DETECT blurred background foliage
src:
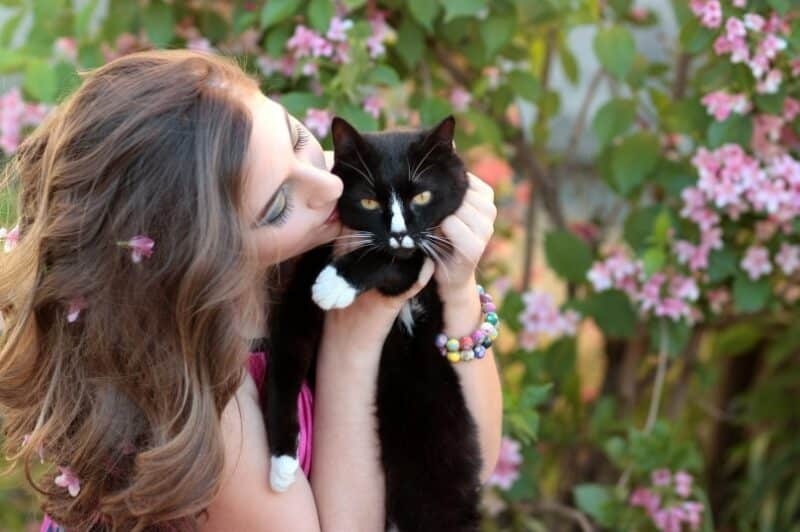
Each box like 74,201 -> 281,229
1,0 -> 799,530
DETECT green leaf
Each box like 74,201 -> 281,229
337,103 -> 378,133
366,65 -> 400,86
624,206 -> 661,251
463,110 -> 503,148
767,0 -> 789,15
0,48 -> 27,73
200,9 -> 229,43
23,59 -> 58,103
279,92 -> 325,116
594,25 -> 636,81
707,115 -> 753,149
708,248 -> 738,282
733,274 -> 770,313
395,17 -> 424,68
420,97 -> 451,126
652,159 -> 696,198
663,99 -> 709,135
75,0 -> 104,40
715,322 -> 763,358
544,229 -> 594,283
264,24 -> 292,57
611,133 -> 661,195
754,89 -> 786,115
581,290 -> 637,338
142,0 -> 175,47
649,319 -> 691,357
573,484 -> 614,526
307,0 -> 334,32
480,14 -> 515,58
680,18 -> 715,54
520,383 -> 553,409
592,98 -> 636,147
260,0 -> 302,30
408,0 -> 439,33
341,0 -> 366,8
508,70 -> 541,102
642,247 -> 666,276
499,291 -> 525,332
558,39 -> 579,84
442,0 -> 488,22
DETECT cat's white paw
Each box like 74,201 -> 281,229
270,455 -> 299,492
312,266 -> 358,309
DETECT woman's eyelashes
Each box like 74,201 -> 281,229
260,186 -> 294,227
293,122 -> 309,152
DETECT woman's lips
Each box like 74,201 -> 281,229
325,207 -> 339,225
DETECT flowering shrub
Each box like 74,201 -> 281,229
1,0 -> 799,530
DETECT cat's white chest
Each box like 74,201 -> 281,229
398,298 -> 423,333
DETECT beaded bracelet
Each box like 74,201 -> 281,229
435,285 -> 499,363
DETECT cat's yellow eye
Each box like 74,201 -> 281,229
360,198 -> 380,210
412,191 -> 432,206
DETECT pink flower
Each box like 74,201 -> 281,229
1,225 -> 19,252
690,0 -> 722,28
651,468 -> 672,487
287,26 -> 332,59
741,246 -> 772,280
744,13 -> 764,31
67,296 -> 88,323
363,94 -> 383,119
674,470 -> 693,498
487,437 -> 523,490
449,87 -> 472,112
707,288 -> 731,314
518,291 -> 580,350
757,69 -> 782,94
759,34 -> 787,60
188,37 -> 214,53
303,108 -> 332,138
630,487 -> 661,514
775,243 -> 800,275
366,11 -> 393,59
670,276 -> 699,302
784,98 -> 800,122
732,0 -> 745,6
682,502 -> 704,530
588,261 -> 613,290
326,17 -> 353,42
725,17 -> 746,40
791,59 -> 800,77
630,7 -> 649,21
117,235 -> 155,263
54,466 -> 81,497
53,37 -> 78,61
701,91 -> 750,122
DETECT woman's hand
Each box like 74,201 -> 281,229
435,172 -> 497,302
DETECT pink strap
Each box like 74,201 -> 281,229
248,351 -> 313,476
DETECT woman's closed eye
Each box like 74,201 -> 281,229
260,185 -> 294,227
293,122 -> 309,152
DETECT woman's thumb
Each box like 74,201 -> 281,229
401,258 -> 435,299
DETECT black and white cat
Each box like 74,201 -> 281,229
261,116 -> 483,531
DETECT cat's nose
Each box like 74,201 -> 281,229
389,233 -> 415,249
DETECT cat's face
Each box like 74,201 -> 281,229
331,116 -> 468,260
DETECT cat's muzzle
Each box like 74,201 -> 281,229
388,233 -> 417,258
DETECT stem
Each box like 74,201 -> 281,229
561,69 -> 605,170
644,320 -> 671,432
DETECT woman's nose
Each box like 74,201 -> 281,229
304,166 -> 343,209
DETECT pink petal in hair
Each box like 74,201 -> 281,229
67,296 -> 88,323
116,235 -> 155,263
54,466 -> 81,497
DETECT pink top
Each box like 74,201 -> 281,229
41,351 -> 314,531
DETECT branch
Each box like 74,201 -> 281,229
521,500 -> 596,532
644,320 -> 671,432
560,69 -> 605,171
672,52 -> 691,100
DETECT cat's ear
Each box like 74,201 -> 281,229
422,115 -> 456,151
331,117 -> 366,156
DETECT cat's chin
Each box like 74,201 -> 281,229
387,247 -> 418,260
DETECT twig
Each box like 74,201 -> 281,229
672,52 -> 691,100
561,69 -> 605,169
644,320 -> 670,432
521,500 -> 596,532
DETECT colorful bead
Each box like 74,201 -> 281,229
482,337 -> 493,348
480,293 -> 491,304
489,328 -> 499,340
435,334 -> 448,349
480,322 -> 495,336
486,312 -> 499,325
459,336 -> 474,350
474,345 -> 486,359
482,302 -> 496,313
446,338 -> 460,352
477,285 -> 485,295
460,349 -> 474,361
446,351 -> 461,363
471,330 -> 486,345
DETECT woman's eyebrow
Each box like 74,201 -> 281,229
255,107 -> 294,224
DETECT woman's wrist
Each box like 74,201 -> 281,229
438,275 -> 483,339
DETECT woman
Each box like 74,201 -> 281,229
0,49 -> 501,531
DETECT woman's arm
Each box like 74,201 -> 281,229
201,374 -> 322,531
311,263 -> 435,531
436,173 -> 503,484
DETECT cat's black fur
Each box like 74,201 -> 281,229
261,116 -> 483,532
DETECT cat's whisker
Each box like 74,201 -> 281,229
354,149 -> 376,187
339,160 -> 374,188
411,142 -> 439,183
419,240 -> 451,283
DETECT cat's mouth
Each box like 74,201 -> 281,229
388,233 -> 418,259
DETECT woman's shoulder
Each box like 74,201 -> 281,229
200,367 -> 320,531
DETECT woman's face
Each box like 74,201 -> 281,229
241,89 -> 343,266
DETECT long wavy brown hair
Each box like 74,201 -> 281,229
0,49 -> 268,530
